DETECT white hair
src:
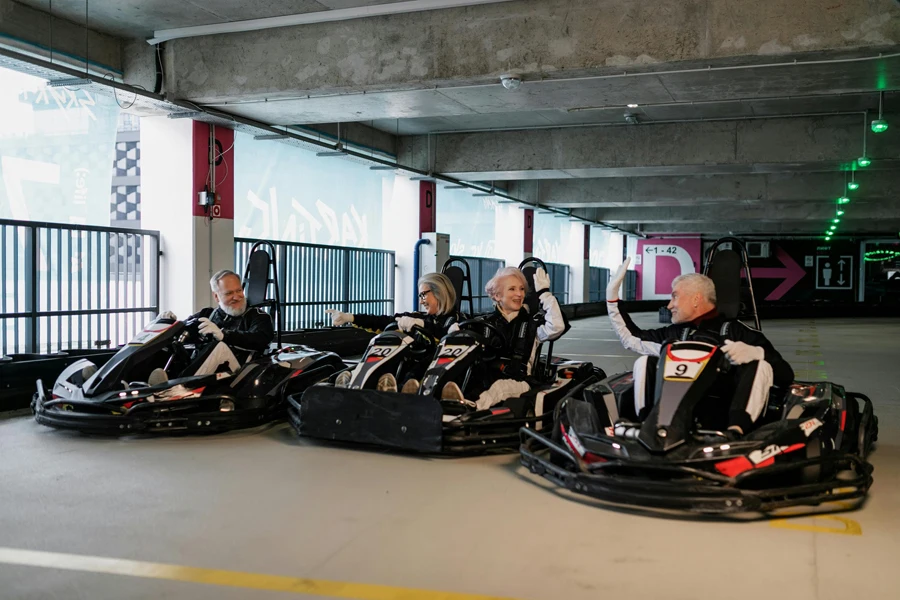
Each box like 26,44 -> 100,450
671,273 -> 717,305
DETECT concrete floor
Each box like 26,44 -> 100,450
1,314 -> 898,600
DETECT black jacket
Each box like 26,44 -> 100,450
608,302 -> 794,387
352,311 -> 463,341
189,306 -> 275,352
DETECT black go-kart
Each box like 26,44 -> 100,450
31,242 -> 345,435
290,258 -> 606,455
519,238 -> 878,514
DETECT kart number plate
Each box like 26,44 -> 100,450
663,347 -> 714,381
129,323 -> 172,345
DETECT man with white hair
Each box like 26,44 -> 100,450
606,259 -> 793,438
158,269 -> 274,378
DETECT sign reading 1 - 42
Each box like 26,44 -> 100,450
644,246 -> 681,256
816,255 -> 853,290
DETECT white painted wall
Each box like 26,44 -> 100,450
140,117 -> 195,319
382,176 -> 419,314
494,204 -> 525,269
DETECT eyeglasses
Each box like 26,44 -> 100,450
417,290 -> 433,301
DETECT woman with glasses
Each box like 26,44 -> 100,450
325,272 -> 463,392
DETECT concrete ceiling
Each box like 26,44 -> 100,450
13,0 -> 419,39
9,0 -> 900,237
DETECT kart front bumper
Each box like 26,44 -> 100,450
519,427 -> 874,514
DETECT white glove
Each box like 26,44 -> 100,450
198,317 -> 224,341
324,309 -> 354,326
534,267 -> 551,293
396,316 -> 425,332
721,339 -> 765,365
448,323 -> 460,334
158,310 -> 177,321
607,258 -> 631,301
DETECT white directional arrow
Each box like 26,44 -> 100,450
838,259 -> 846,269
838,277 -> 846,285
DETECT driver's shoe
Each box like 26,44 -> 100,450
335,370 -> 352,388
148,368 -> 169,386
401,378 -> 420,394
377,373 -> 398,393
441,381 -> 465,402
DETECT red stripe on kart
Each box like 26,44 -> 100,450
784,443 -> 805,454
583,452 -> 607,464
715,456 -> 754,477
840,411 -> 847,431
666,345 -> 716,363
490,408 -> 510,415
437,357 -> 453,365
365,356 -> 383,363
755,457 -> 776,469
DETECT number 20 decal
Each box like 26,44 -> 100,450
439,346 -> 466,358
368,347 -> 393,358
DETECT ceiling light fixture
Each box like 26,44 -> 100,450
368,165 -> 396,171
838,196 -> 851,204
627,103 -> 639,108
848,171 -> 860,191
836,209 -> 845,216
500,75 -> 522,91
830,225 -> 837,230
858,112 -> 871,167
833,217 -> 841,223
871,92 -> 889,133
47,77 -> 92,88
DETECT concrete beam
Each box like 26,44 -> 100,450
0,0 -> 122,73
578,200 -> 900,224
640,218 -> 900,236
413,115 -> 900,179
157,0 -> 899,103
538,172 -> 900,208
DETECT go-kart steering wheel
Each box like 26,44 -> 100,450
457,319 -> 508,351
181,317 -> 214,346
384,322 -> 435,356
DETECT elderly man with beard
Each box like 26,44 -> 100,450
158,269 -> 274,378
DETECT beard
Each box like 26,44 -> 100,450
219,298 -> 247,317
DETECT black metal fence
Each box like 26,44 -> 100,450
625,269 -> 638,301
544,262 -> 570,304
235,238 -> 395,330
1,219 -> 160,356
589,267 -> 610,302
450,255 -> 505,315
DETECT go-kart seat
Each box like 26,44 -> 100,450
518,258 -> 572,382
703,237 -> 760,330
241,241 -> 283,348
441,257 -> 474,317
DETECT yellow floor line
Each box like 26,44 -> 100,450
0,547 -> 519,600
770,515 -> 862,536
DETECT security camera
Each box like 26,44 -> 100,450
500,75 -> 522,90
624,112 -> 639,125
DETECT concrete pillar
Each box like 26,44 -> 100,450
141,118 -> 234,318
381,177 -> 419,314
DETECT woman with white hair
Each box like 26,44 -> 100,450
326,272 -> 463,392
441,265 -> 567,409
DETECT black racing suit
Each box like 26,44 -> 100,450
189,306 -> 275,362
352,311 -> 463,342
470,292 -> 569,397
608,301 -> 793,432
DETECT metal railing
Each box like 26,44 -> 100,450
544,262 -> 570,304
235,238 -> 395,330
450,255 -> 505,315
1,219 -> 160,356
589,267 -> 610,303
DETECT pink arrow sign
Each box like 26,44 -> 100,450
745,246 -> 807,300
